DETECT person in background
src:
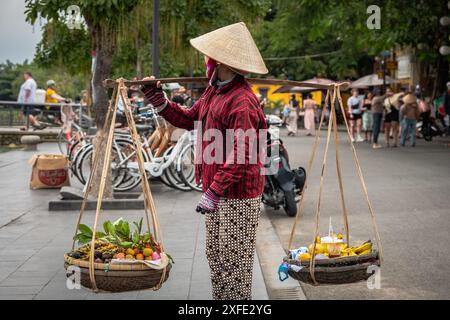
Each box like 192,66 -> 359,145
371,88 -> 385,149
383,88 -> 400,148
289,94 -> 299,111
361,92 -> 373,143
347,89 -> 364,142
417,92 -> 431,132
443,82 -> 450,135
285,101 -> 298,136
80,90 -> 89,106
17,72 -> 45,130
260,97 -> 268,111
171,88 -> 186,105
129,77 -> 145,109
400,94 -> 420,147
45,80 -> 69,126
282,102 -> 290,124
179,86 -> 194,108
303,93 -> 316,136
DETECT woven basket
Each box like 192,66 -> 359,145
64,254 -> 171,292
284,251 -> 380,285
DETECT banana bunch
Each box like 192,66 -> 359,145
353,240 -> 372,255
332,240 -> 373,257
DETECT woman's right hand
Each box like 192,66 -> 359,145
142,76 -> 167,109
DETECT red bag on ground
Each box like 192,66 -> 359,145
28,154 -> 70,189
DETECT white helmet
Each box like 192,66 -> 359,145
46,79 -> 56,87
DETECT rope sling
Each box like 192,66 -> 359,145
286,84 -> 383,285
70,79 -> 167,292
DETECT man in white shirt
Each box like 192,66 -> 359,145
18,72 -> 46,130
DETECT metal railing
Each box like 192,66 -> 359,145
0,101 -> 92,130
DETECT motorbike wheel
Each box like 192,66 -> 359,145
283,190 -> 297,217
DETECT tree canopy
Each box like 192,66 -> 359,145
2,0 -> 447,101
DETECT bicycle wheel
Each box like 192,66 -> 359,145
162,147 -> 192,191
57,129 -> 68,155
113,138 -> 151,192
177,144 -> 202,192
71,142 -> 90,183
77,144 -> 126,189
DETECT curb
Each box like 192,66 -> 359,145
256,212 -> 307,300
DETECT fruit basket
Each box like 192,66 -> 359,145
284,86 -> 383,286
284,252 -> 379,285
65,79 -> 171,293
64,255 -> 171,292
65,218 -> 173,292
283,235 -> 380,285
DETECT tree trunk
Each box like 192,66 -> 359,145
135,33 -> 143,78
89,26 -> 117,199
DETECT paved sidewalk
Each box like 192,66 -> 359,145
0,143 -> 268,300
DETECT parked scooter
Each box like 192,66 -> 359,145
262,115 -> 306,217
416,118 -> 443,142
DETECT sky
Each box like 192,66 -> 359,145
0,0 -> 42,64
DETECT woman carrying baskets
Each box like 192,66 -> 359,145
142,22 -> 268,300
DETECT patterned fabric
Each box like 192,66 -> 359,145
205,197 -> 261,300
144,75 -> 267,199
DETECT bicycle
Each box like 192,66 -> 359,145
71,107 -> 200,192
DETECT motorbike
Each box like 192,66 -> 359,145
416,117 -> 443,142
262,115 -> 306,217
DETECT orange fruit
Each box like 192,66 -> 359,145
126,248 -> 135,256
125,254 -> 134,260
136,253 -> 144,260
143,248 -> 153,257
116,253 -> 125,260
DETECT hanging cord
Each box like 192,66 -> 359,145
119,85 -> 164,246
71,85 -> 117,251
119,86 -> 152,236
332,87 -> 350,247
118,84 -> 167,290
287,90 -> 331,251
336,89 -> 383,261
88,83 -> 121,292
308,88 -> 337,285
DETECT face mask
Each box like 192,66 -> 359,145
206,58 -> 217,80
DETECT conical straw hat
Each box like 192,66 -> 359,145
403,94 -> 417,105
190,22 -> 268,75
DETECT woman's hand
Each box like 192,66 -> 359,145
142,76 -> 167,109
196,189 -> 220,214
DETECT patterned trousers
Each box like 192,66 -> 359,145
205,197 -> 261,300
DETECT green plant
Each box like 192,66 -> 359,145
74,218 -> 143,248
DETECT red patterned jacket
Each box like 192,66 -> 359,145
144,76 -> 267,199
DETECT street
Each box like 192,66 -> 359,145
0,128 -> 449,299
268,128 -> 450,299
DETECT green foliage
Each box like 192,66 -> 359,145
34,20 -> 91,76
0,60 -> 87,101
74,217 -> 148,249
20,0 -> 449,92
0,61 -> 23,101
258,0 -> 449,81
